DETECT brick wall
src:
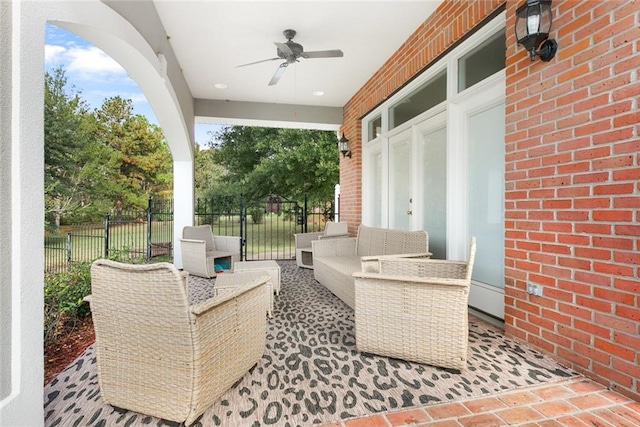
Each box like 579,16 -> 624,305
504,0 -> 640,400
341,0 -> 639,402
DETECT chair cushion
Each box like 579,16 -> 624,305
324,222 -> 348,237
183,225 -> 216,251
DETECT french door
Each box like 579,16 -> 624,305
389,130 -> 412,230
451,85 -> 505,319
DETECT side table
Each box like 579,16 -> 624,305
233,260 -> 281,295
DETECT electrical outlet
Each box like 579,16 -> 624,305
527,283 -> 542,296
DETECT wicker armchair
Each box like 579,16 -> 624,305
294,222 -> 349,269
181,225 -> 241,278
87,259 -> 268,425
353,237 -> 477,370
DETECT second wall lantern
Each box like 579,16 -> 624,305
338,133 -> 352,158
515,0 -> 558,62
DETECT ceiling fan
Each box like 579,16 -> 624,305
238,29 -> 344,86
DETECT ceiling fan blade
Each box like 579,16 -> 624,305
274,42 -> 293,56
268,63 -> 288,86
237,57 -> 280,68
301,49 -> 344,59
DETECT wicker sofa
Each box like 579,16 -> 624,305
312,225 -> 429,308
353,237 -> 477,370
294,221 -> 349,269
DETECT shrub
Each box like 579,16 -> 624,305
248,206 -> 264,224
44,262 -> 92,345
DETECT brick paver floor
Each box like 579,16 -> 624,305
319,377 -> 640,426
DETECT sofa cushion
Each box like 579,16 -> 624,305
314,255 -> 361,277
356,225 -> 428,256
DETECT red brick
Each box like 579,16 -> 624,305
615,306 -> 640,322
593,210 -> 633,222
614,278 -> 640,293
595,313 -> 637,334
576,295 -> 612,313
558,257 -> 591,270
593,236 -> 634,250
572,342 -> 611,366
594,288 -> 636,306
594,183 -> 635,195
593,363 -> 634,388
613,332 -> 640,353
615,224 -> 640,236
613,167 -> 640,181
572,172 -> 610,184
574,319 -> 610,340
613,250 -> 640,265
557,280 -> 591,295
593,261 -> 634,277
574,247 -> 611,260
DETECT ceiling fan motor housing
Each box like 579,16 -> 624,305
278,41 -> 304,62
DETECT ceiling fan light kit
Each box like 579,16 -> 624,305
238,29 -> 344,86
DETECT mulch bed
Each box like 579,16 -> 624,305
44,317 -> 95,385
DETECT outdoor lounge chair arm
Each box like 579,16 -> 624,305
317,233 -> 350,240
352,271 -> 470,288
294,231 -> 324,248
360,252 -> 433,272
190,276 -> 268,315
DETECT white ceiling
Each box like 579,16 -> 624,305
153,1 -> 443,110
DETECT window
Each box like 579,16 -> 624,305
367,115 -> 382,141
389,70 -> 446,130
458,30 -> 505,92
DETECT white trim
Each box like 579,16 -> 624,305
469,280 -> 505,319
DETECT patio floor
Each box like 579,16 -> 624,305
321,377 -> 640,426
44,261 -> 639,426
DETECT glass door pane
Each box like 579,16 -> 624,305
372,151 -> 383,227
419,125 -> 447,259
468,103 -> 505,288
389,130 -> 412,230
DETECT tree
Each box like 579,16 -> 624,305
44,68 -> 118,229
209,126 -> 339,203
194,144 -> 226,201
93,97 -> 173,209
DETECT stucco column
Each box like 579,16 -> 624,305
172,160 -> 194,269
0,1 -> 46,425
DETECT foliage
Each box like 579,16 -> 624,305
44,68 -> 174,229
43,262 -> 92,345
194,144 -> 227,201
93,97 -> 173,210
207,126 -> 339,202
44,68 -> 117,230
248,206 -> 265,224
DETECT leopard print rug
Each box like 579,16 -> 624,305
44,261 -> 577,426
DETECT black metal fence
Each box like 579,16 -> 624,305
44,195 -> 338,272
195,194 -> 338,261
44,199 -> 173,273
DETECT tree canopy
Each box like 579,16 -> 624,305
44,67 -> 172,231
206,126 -> 339,204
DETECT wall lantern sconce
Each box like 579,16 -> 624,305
515,0 -> 558,62
338,133 -> 351,158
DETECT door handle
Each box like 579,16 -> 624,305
407,210 -> 413,215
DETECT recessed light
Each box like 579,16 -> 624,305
214,83 -> 228,89
312,90 -> 325,96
